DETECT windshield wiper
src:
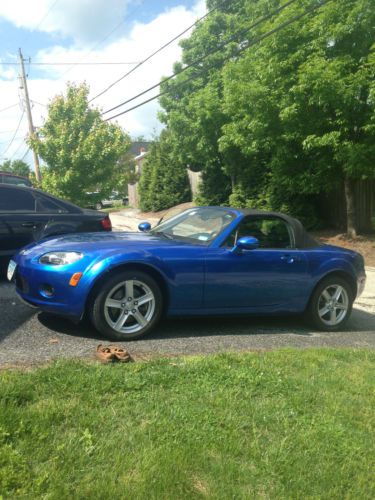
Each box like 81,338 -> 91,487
152,231 -> 174,240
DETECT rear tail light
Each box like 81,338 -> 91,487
101,215 -> 112,231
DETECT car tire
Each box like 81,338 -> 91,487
90,270 -> 163,340
307,276 -> 354,331
95,202 -> 103,210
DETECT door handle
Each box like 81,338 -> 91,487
21,222 -> 36,228
281,255 -> 298,264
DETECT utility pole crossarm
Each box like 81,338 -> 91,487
19,48 -> 41,183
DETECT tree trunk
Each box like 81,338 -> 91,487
344,175 -> 357,238
356,180 -> 374,234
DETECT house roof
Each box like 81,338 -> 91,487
129,141 -> 151,156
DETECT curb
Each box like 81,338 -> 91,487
365,267 -> 375,272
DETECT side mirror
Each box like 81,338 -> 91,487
138,221 -> 151,232
231,236 -> 259,254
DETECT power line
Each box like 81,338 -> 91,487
1,61 -> 140,65
20,0 -> 61,51
21,147 -> 30,162
0,135 -> 26,145
0,103 -> 20,114
0,111 -> 25,157
101,0 -> 298,116
33,0 -> 60,32
31,100 -> 47,108
104,0 -> 332,122
10,136 -> 27,161
59,1 -> 145,79
89,2 -> 222,104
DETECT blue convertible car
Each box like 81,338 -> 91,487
8,207 -> 366,340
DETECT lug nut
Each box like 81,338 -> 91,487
132,309 -> 136,313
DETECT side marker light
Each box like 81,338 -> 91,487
69,272 -> 83,287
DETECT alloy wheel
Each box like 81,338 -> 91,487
317,284 -> 349,326
104,279 -> 155,334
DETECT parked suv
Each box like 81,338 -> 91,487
0,171 -> 32,187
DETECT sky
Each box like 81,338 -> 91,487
0,0 -> 206,170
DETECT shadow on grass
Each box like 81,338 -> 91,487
37,307 -> 375,342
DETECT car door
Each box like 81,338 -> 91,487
0,186 -> 50,259
204,216 -> 309,311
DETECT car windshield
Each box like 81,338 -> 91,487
150,207 -> 236,245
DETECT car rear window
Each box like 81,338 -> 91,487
0,174 -> 32,187
0,187 -> 35,211
35,194 -> 69,213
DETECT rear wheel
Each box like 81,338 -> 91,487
307,276 -> 353,331
90,271 -> 163,340
95,201 -> 103,210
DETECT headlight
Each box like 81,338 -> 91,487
39,252 -> 84,266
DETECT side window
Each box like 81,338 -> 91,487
0,187 -> 35,212
35,194 -> 69,214
223,217 -> 293,249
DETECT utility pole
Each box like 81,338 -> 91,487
18,48 -> 41,183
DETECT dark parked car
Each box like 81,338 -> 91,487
0,184 -> 112,270
0,171 -> 32,187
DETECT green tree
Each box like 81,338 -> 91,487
158,0 -> 375,234
138,131 -> 191,212
115,151 -> 139,195
221,0 -> 375,234
159,1 -> 243,206
30,83 -> 130,205
0,159 -> 31,178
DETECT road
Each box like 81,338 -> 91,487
0,266 -> 374,367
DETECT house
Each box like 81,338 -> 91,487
127,141 -> 202,210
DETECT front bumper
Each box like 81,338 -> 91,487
13,263 -> 88,321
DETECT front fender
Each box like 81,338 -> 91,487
79,250 -> 173,308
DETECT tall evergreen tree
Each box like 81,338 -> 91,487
138,131 -> 191,212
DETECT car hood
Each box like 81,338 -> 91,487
19,231 -> 190,256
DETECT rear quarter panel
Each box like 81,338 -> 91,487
303,246 -> 361,304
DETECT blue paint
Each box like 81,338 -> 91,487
11,208 -> 367,325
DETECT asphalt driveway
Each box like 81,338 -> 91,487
0,268 -> 374,367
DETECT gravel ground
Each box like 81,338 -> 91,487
0,267 -> 374,368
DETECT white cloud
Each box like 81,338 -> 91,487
0,0 -> 135,44
0,0 -> 206,167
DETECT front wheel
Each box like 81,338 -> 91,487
307,276 -> 353,331
90,271 -> 163,340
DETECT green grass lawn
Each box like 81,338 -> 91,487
1,349 -> 374,499
101,203 -> 130,213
